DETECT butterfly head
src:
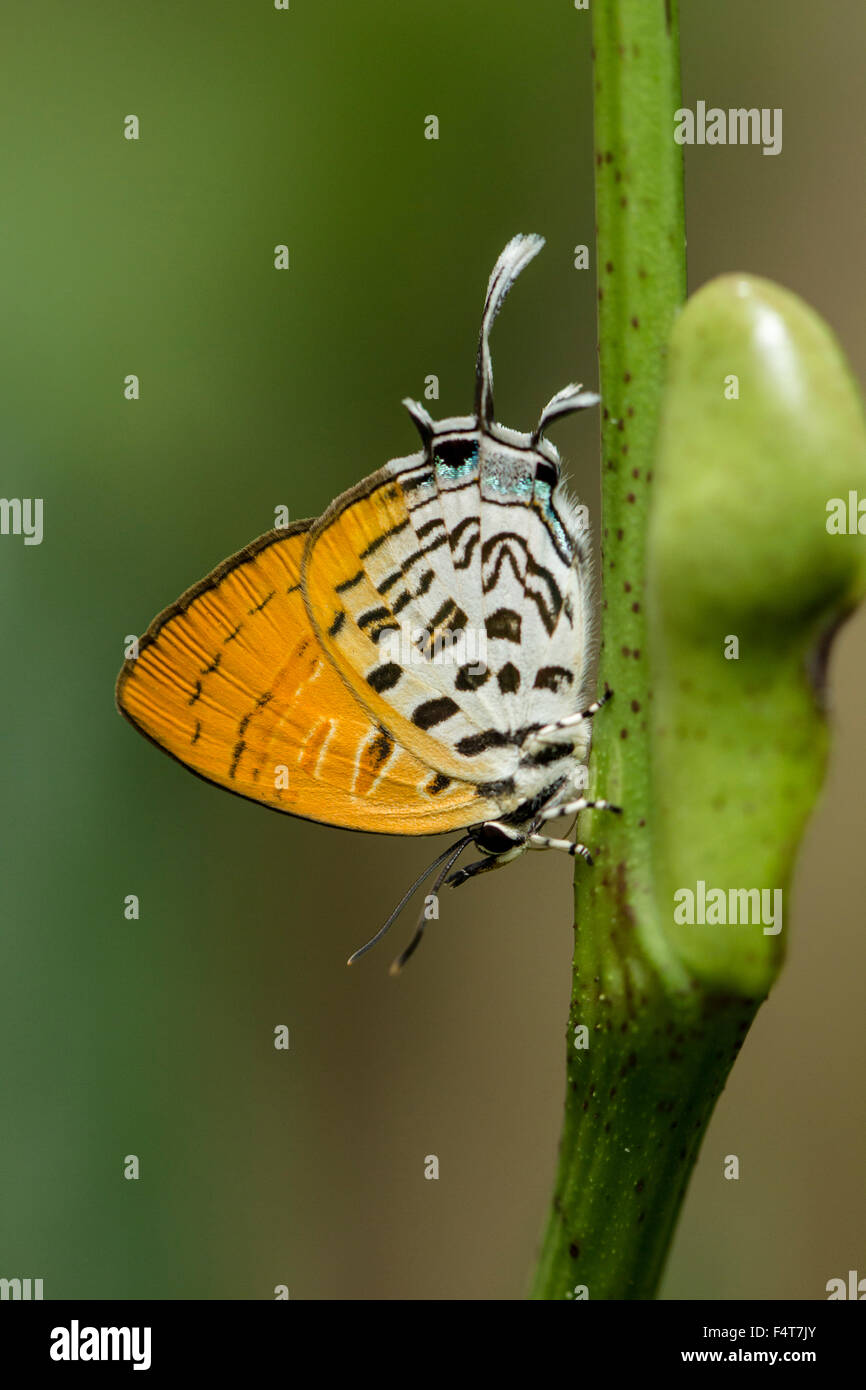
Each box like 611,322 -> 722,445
403,234 -> 599,479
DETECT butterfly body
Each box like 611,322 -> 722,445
117,235 -> 617,967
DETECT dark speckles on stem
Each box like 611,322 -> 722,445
627,492 -> 636,503
635,1178 -> 645,1194
631,316 -> 640,329
605,260 -> 614,273
620,728 -> 628,740
631,699 -> 641,713
569,1242 -> 580,1259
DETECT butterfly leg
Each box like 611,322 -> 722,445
528,834 -> 594,865
534,689 -> 613,739
538,797 -> 621,822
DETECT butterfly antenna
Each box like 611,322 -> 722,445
475,233 -> 545,428
530,384 -> 600,447
346,836 -> 472,967
389,835 -> 473,976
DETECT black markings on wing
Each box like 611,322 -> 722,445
415,597 -> 468,659
450,515 -> 481,571
376,528 -> 447,595
534,665 -> 574,692
455,663 -> 490,691
519,740 -> 575,769
480,532 -> 563,636
455,729 -> 512,757
359,517 -> 410,559
358,605 -> 391,631
485,609 -> 522,643
368,728 -> 394,767
497,663 -> 521,694
412,696 -> 460,729
366,662 -> 403,693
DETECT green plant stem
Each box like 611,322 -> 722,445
531,0 -> 866,1301
531,0 -> 690,1300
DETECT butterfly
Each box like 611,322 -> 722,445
116,234 -> 619,972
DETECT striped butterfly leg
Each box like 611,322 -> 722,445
528,834 -> 596,865
529,793 -> 622,866
533,688 -> 613,741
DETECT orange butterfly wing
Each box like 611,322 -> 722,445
116,523 -> 494,834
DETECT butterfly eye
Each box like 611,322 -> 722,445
534,459 -> 559,488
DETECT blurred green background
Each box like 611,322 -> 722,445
1,0 -> 864,1299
